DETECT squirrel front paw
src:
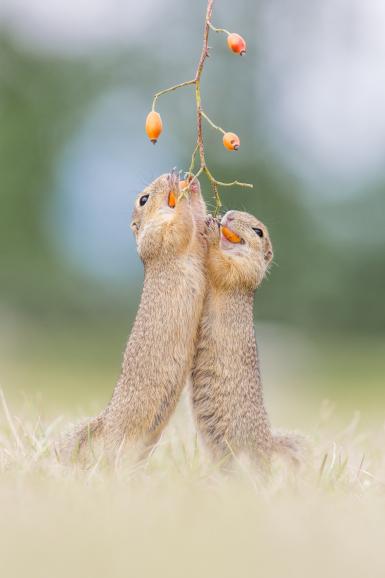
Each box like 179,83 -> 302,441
178,175 -> 201,202
205,214 -> 221,244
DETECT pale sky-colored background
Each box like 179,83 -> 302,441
1,0 -> 384,408
1,0 -> 385,294
2,0 -> 385,190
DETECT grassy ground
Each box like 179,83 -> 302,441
0,320 -> 384,578
0,390 -> 384,578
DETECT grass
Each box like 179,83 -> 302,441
1,321 -> 384,577
0,387 -> 384,578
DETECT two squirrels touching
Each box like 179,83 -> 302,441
60,172 -> 305,469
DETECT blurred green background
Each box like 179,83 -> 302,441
0,0 -> 384,425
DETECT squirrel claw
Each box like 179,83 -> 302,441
205,214 -> 220,227
205,214 -> 221,242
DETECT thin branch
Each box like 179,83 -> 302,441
149,0 -> 253,212
193,0 -> 253,206
213,179 -> 253,188
211,181 -> 222,216
208,21 -> 231,36
204,165 -> 253,188
194,0 -> 213,168
201,110 -> 226,135
188,143 -> 199,175
194,166 -> 204,180
152,79 -> 196,111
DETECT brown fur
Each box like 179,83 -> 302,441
191,210 -> 303,467
60,172 -> 206,464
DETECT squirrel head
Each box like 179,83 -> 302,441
206,210 -> 273,292
131,172 -> 198,262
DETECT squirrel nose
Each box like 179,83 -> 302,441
225,211 -> 235,223
131,221 -> 139,232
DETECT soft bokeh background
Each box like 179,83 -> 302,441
1,0 -> 384,430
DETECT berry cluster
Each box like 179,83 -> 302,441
144,0 -> 252,212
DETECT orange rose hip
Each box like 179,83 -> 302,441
223,132 -> 240,151
168,190 -> 177,208
145,111 -> 163,144
227,33 -> 247,56
221,225 -> 242,244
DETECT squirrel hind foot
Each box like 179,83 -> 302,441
271,430 -> 311,469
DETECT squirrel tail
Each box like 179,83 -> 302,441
271,430 -> 310,468
55,414 -> 104,466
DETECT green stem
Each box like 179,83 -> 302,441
149,0 -> 253,215
201,110 -> 226,135
152,79 -> 196,111
205,165 -> 253,188
208,21 -> 231,36
188,143 -> 199,176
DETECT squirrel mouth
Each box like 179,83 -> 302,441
221,225 -> 242,244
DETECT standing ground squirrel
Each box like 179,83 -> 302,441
60,172 -> 207,463
191,210 -> 304,467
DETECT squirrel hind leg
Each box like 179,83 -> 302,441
271,430 -> 311,469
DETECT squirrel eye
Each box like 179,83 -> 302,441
252,227 -> 264,238
139,194 -> 149,207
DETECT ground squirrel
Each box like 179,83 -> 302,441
61,172 -> 207,463
191,210 -> 304,467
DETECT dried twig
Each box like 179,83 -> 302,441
150,0 -> 253,213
